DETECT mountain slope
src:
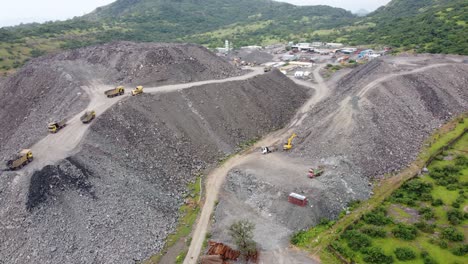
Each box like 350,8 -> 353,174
345,0 -> 468,54
0,0 -> 354,74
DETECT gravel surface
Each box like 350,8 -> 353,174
229,49 -> 274,64
0,70 -> 308,263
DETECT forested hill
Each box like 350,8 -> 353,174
0,0 -> 467,75
347,0 -> 468,54
0,0 -> 354,74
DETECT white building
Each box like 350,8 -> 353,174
326,43 -> 344,48
294,71 -> 304,77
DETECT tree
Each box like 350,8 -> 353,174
229,220 -> 257,263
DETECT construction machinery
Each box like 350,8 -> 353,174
261,146 -> 277,154
104,86 -> 125,98
283,133 -> 297,151
7,149 -> 33,170
47,120 -> 67,133
80,110 -> 96,124
131,86 -> 143,96
308,166 -> 325,178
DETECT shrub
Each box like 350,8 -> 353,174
390,179 -> 433,204
342,230 -> 372,251
447,209 -> 463,225
362,207 -> 392,226
392,224 -> 418,240
431,198 -> 443,206
441,227 -> 464,242
438,240 -> 448,249
362,247 -> 394,264
361,226 -> 387,238
421,251 -> 438,264
330,241 -> 355,259
418,207 -> 434,220
414,221 -> 436,234
394,247 -> 416,261
451,244 -> 468,256
455,155 -> 468,166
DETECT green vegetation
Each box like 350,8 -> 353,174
339,0 -> 468,54
323,132 -> 468,263
144,176 -> 203,264
0,0 -> 353,75
2,0 -> 466,75
229,219 -> 257,261
394,247 -> 416,261
290,115 -> 468,263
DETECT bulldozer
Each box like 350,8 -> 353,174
80,110 -> 96,124
104,86 -> 125,98
48,120 -> 66,133
7,149 -> 33,170
283,133 -> 297,151
132,85 -> 143,96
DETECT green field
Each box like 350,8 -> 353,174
328,133 -> 468,263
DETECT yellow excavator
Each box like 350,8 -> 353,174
283,133 -> 297,151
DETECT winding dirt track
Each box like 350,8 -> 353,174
9,67 -> 265,212
22,67 -> 265,173
184,65 -> 328,264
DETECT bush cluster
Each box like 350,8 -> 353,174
394,247 -> 416,261
414,221 -> 436,234
361,226 -> 387,238
441,227 -> 464,242
390,179 -> 433,205
362,247 -> 394,264
392,224 -> 418,240
429,165 -> 461,186
362,207 -> 392,226
342,230 -> 372,251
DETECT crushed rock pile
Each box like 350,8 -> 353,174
294,57 -> 468,177
0,41 -> 241,164
0,71 -> 308,264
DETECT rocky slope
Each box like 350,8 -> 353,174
294,56 -> 468,178
0,70 -> 308,263
0,41 -> 240,164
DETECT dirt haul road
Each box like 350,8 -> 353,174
184,65 -> 328,264
11,67 -> 265,188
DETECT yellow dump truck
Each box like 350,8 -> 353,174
132,86 -> 143,96
80,110 -> 96,124
48,120 -> 67,133
104,86 -> 125,98
7,149 -> 33,170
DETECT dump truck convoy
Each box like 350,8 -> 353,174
48,120 -> 66,133
132,86 -> 143,96
7,149 -> 33,170
80,110 -> 96,124
104,86 -> 125,98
